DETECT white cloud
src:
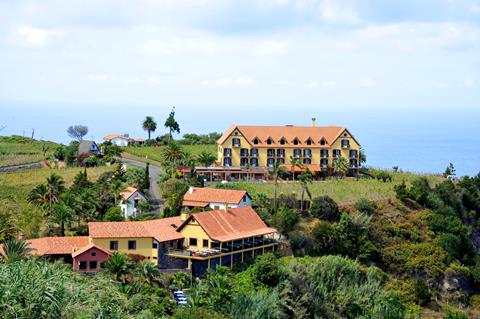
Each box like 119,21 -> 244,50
465,77 -> 475,88
318,0 -> 360,24
356,22 -> 480,52
13,25 -> 64,48
255,40 -> 289,56
359,78 -> 374,87
88,74 -> 108,81
472,2 -> 480,12
304,80 -> 337,88
144,37 -> 216,56
201,77 -> 257,88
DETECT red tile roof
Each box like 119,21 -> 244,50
183,187 -> 248,205
71,243 -> 110,258
282,164 -> 323,173
104,134 -> 130,141
88,216 -> 184,243
217,125 -> 357,148
120,187 -> 143,201
181,206 -> 276,242
26,236 -> 90,255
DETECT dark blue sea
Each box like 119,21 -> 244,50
1,104 -> 479,176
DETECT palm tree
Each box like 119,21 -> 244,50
269,161 -> 286,213
137,261 -> 162,287
0,239 -> 33,263
103,252 -> 133,284
359,147 -> 367,165
196,151 -> 216,167
50,203 -> 72,236
161,141 -> 184,169
142,116 -> 157,140
110,179 -> 126,206
333,156 -> 349,178
298,168 -> 314,211
28,184 -> 49,209
44,173 -> 65,215
289,156 -> 302,181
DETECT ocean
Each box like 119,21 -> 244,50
1,104 -> 479,177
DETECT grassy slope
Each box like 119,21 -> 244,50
219,172 -> 443,204
124,144 -> 217,163
0,136 -> 60,167
0,166 -> 112,237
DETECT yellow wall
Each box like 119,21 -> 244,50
218,128 -> 360,171
92,237 -> 157,263
179,218 -> 213,250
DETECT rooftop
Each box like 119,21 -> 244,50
180,206 -> 276,242
88,216 -> 184,243
183,187 -> 248,206
218,125 -> 356,147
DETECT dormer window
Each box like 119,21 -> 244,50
266,137 -> 273,145
253,137 -> 259,145
320,138 -> 326,146
306,138 -> 313,146
279,137 -> 286,145
293,138 -> 300,145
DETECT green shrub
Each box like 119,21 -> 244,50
376,170 -> 393,182
309,196 -> 340,221
312,221 -> 336,255
413,278 -> 431,306
394,181 -> 409,201
103,207 -> 124,221
355,198 -> 375,215
271,207 -> 299,234
436,233 -> 461,262
443,310 -> 468,319
252,253 -> 284,287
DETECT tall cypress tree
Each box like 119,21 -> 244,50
143,162 -> 150,191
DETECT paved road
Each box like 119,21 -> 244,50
118,157 -> 164,214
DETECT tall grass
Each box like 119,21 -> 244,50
216,172 -> 442,204
124,144 -> 217,163
0,136 -> 60,167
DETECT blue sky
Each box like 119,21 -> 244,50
0,0 -> 478,110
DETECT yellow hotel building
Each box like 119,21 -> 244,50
216,120 -> 361,176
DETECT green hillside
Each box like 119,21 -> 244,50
0,135 -> 60,167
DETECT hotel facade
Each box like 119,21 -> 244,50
216,120 -> 361,177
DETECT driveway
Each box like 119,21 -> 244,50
118,157 -> 164,214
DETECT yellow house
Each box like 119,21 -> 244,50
165,206 -> 278,277
88,217 -> 184,264
87,207 -> 278,276
216,120 -> 361,177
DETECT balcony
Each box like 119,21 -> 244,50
303,153 -> 312,158
232,143 -> 241,148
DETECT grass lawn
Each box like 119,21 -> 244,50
124,144 -> 217,164
0,166 -> 113,237
0,136 -> 60,167
216,171 -> 443,205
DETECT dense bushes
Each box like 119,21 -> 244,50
309,195 -> 340,221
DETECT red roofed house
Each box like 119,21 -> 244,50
182,187 -> 252,210
119,186 -> 147,219
2,207 -> 278,277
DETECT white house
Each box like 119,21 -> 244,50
104,134 -> 131,147
119,187 -> 147,219
182,187 -> 252,210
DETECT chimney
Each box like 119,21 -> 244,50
188,186 -> 194,194
312,118 -> 316,127
18,232 -> 25,240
